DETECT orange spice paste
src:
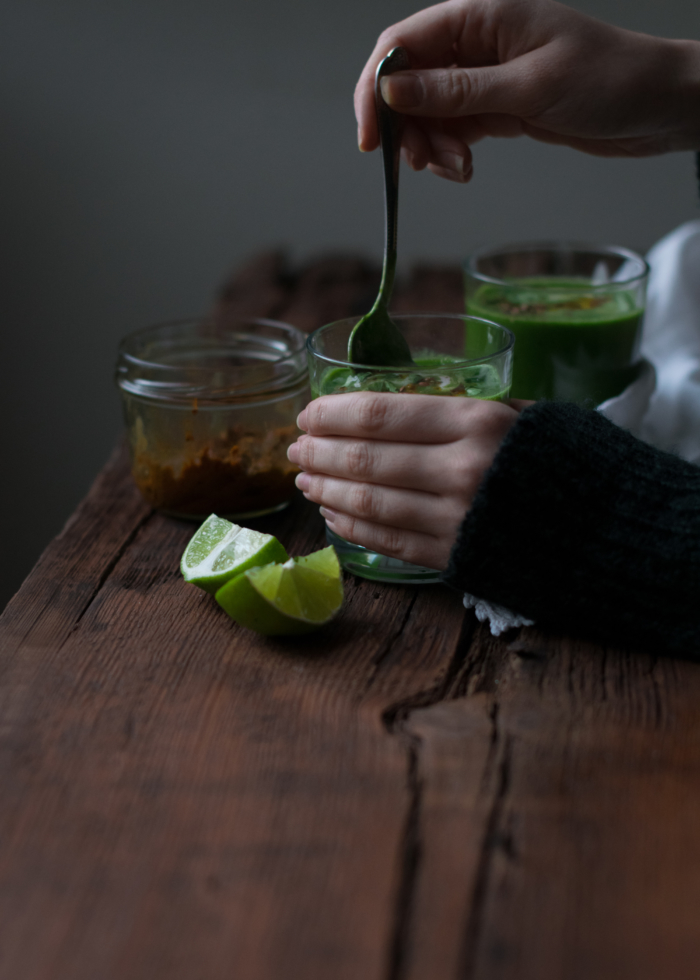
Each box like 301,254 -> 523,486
132,424 -> 300,516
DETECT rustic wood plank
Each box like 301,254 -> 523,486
7,252 -> 696,980
396,629 -> 700,980
0,255 -> 472,980
0,486 -> 468,980
0,443 -> 150,659
392,635 -> 505,980
472,637 -> 700,980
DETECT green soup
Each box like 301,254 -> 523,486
315,353 -> 509,401
467,280 -> 644,405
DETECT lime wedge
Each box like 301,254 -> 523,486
294,548 -> 341,577
215,546 -> 343,635
180,514 -> 288,594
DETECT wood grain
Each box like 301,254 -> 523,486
1,253 -> 700,980
0,495 -> 468,980
398,634 -> 700,980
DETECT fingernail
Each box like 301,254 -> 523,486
380,73 -> 422,109
297,408 -> 308,430
358,129 -> 367,152
434,151 -> 468,175
287,442 -> 299,464
429,165 -> 471,184
295,472 -> 310,492
319,507 -> 336,525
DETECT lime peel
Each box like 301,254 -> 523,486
215,546 -> 343,636
180,514 -> 288,595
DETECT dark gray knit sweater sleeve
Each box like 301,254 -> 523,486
441,401 -> 700,658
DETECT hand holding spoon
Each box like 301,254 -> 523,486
347,47 -> 415,367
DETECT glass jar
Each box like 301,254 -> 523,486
465,242 -> 649,406
116,317 -> 309,519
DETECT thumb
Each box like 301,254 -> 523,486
380,62 -> 541,118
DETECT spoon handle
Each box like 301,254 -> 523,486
375,47 -> 410,306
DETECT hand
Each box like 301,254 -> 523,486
287,392 -> 523,571
355,0 -> 700,183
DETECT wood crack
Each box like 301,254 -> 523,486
381,611 -> 478,728
461,707 -> 513,979
450,624 -> 509,700
361,592 -> 420,697
379,612 -> 480,979
385,735 -> 423,980
383,671 -> 515,980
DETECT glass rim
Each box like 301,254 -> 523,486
465,240 -> 650,289
306,312 -> 515,372
116,315 -> 308,402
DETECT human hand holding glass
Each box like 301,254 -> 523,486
287,392 -> 525,573
301,313 -> 513,581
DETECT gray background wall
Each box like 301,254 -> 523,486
1,0 -> 699,610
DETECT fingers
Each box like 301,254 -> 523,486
297,392 -> 512,445
427,161 -> 473,183
289,435 -> 449,493
402,115 -> 527,180
296,470 -> 460,537
321,507 -> 451,572
423,123 -> 473,178
401,122 -> 431,170
400,119 -> 474,178
379,58 -> 548,119
354,1 -> 480,151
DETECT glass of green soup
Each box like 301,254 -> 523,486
465,243 -> 649,406
305,313 -> 514,583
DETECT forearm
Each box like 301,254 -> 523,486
442,401 -> 700,657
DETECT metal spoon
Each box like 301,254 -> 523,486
347,47 -> 415,367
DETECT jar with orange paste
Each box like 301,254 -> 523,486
116,317 -> 309,519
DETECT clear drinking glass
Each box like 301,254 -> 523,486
116,316 -> 309,519
465,242 -> 649,406
306,313 -> 514,584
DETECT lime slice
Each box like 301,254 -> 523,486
180,514 -> 288,594
215,546 -> 343,635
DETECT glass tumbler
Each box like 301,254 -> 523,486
466,242 -> 649,406
116,316 -> 309,519
306,313 -> 514,584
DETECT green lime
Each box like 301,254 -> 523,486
215,546 -> 343,635
180,514 -> 288,594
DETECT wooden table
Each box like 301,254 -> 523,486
2,255 -> 700,980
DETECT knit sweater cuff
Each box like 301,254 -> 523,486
441,401 -> 700,657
